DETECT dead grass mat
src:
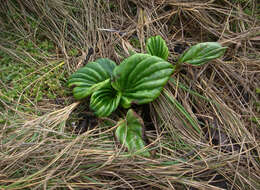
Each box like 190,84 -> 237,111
0,0 -> 260,189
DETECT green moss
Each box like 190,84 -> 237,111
0,37 -> 68,116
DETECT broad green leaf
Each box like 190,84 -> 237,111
115,109 -> 150,157
178,42 -> 227,66
111,53 -> 174,108
146,35 -> 169,60
90,82 -> 121,117
67,58 -> 116,99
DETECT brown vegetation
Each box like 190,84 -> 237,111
0,0 -> 259,189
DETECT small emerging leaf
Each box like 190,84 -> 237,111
146,35 -> 169,60
178,42 -> 227,66
115,109 -> 150,157
111,54 -> 174,108
67,58 -> 116,99
90,82 -> 121,117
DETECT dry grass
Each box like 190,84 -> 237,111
0,0 -> 260,189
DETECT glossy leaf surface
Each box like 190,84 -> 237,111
111,54 -> 174,108
146,35 -> 169,60
67,58 -> 116,99
178,42 -> 227,66
90,82 -> 121,117
115,109 -> 150,157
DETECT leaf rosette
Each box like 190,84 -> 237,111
111,54 -> 174,108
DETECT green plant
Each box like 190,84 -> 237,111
115,109 -> 150,157
68,36 -> 174,117
68,35 -> 227,156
